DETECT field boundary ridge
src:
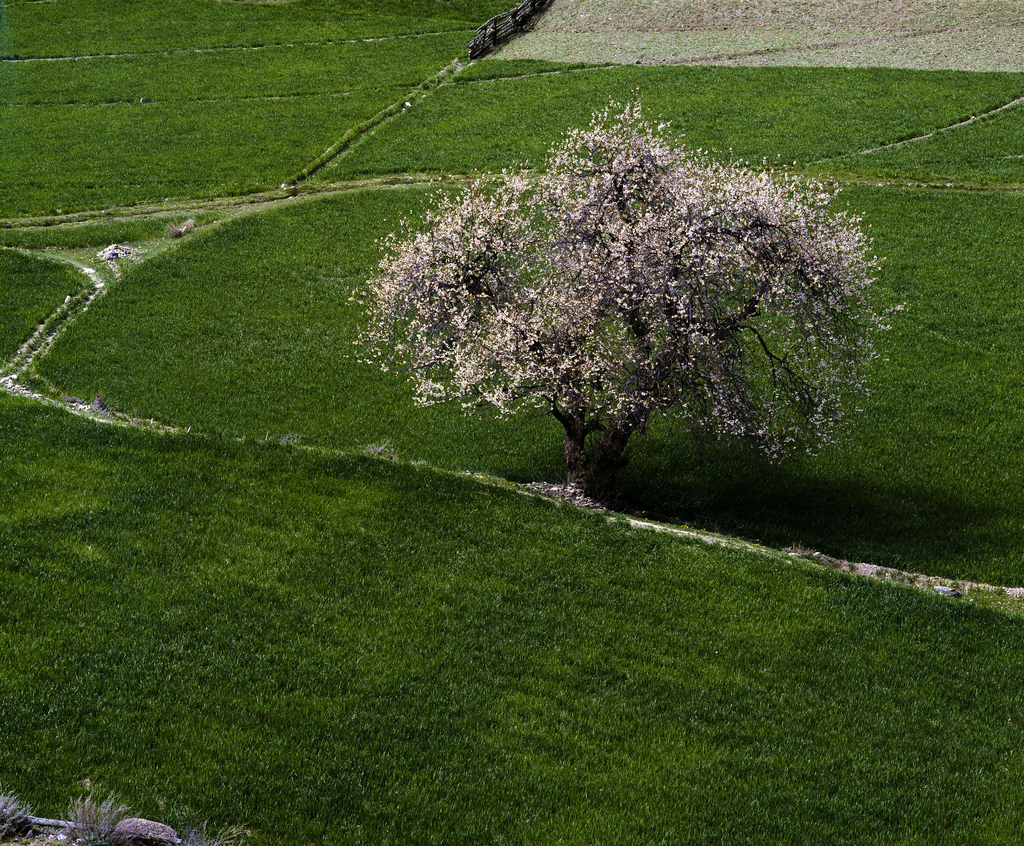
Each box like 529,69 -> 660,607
852,92 -> 1024,157
293,58 -> 468,184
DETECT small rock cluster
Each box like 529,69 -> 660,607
97,244 -> 140,263
0,788 -> 211,846
525,480 -> 606,510
63,395 -> 114,418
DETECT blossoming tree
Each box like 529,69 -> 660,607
360,101 -> 883,502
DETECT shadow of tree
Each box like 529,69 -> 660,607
616,432 -> 1019,585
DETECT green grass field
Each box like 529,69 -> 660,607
4,0 -> 1024,843
4,392 -> 1024,845
325,62 -> 1024,181
0,250 -> 82,358
1,31 -> 472,214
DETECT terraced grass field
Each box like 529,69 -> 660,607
0,0 -> 494,215
3,1 -> 1024,843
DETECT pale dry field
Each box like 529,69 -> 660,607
496,0 -> 1024,70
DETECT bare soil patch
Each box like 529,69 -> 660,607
497,0 -> 1024,70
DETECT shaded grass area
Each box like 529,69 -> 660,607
35,185 -> 1024,586
0,249 -> 84,358
3,391 -> 1024,845
324,61 -> 1024,180
621,187 -> 1024,585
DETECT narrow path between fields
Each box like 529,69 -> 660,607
0,258 -> 105,385
0,247 -> 185,431
851,92 -> 1024,156
293,57 -> 470,182
0,172 -> 470,229
3,233 -> 1022,609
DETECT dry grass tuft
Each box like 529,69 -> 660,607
0,788 -> 34,838
66,792 -> 131,843
178,823 -> 248,846
359,439 -> 397,460
166,219 -> 195,238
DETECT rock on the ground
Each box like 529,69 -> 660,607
97,244 -> 140,262
112,818 -> 180,846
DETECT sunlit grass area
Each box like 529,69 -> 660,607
826,101 -> 1024,185
4,392 -> 1024,845
325,61 -> 1024,182
0,249 -> 84,358
35,188 -> 562,483
0,0 -> 504,215
32,183 -> 1024,586
6,2 -> 1024,843
3,0 -> 505,57
1,41 -> 468,215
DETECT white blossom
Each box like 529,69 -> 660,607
359,101 -> 885,502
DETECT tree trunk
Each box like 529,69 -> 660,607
560,414 -> 634,504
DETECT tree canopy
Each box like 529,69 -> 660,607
360,101 -> 885,502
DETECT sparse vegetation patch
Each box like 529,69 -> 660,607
497,0 -> 1024,70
